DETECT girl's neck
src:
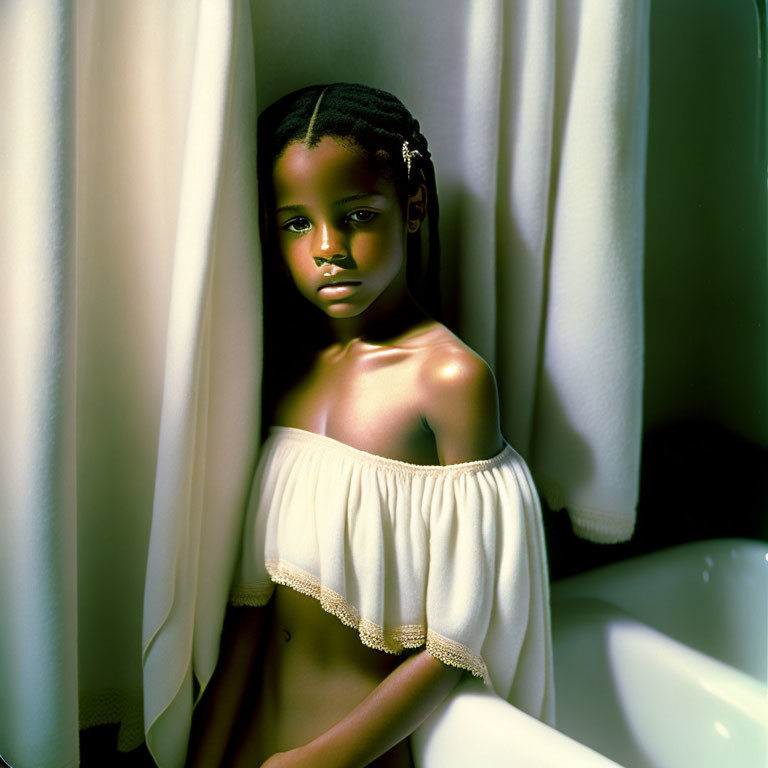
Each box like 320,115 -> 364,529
327,280 -> 431,349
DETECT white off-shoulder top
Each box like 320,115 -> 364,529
230,426 -> 554,722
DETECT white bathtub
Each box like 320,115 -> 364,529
411,674 -> 623,767
551,538 -> 768,768
411,539 -> 766,767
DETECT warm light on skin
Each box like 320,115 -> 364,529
440,361 -> 463,380
272,136 -> 419,323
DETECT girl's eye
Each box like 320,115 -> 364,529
282,217 -> 311,233
347,210 -> 377,225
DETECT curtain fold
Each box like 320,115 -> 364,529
494,0 -> 555,459
75,0 -> 200,753
0,3 -> 78,768
0,1 -> 647,766
141,3 -> 260,766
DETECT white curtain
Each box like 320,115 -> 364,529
0,3 -> 78,767
0,1 -> 648,767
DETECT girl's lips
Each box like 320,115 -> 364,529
317,282 -> 361,298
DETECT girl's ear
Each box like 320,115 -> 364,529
406,179 -> 428,233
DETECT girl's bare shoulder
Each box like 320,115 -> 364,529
409,323 -> 504,464
402,322 -> 492,385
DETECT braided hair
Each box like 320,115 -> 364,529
257,83 -> 442,428
257,82 -> 441,316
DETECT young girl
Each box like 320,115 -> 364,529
187,83 -> 553,768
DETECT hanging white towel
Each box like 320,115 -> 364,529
531,0 -> 649,543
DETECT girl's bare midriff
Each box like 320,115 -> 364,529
226,587 -> 413,767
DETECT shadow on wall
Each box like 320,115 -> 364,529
643,0 -> 767,443
546,420 -> 768,580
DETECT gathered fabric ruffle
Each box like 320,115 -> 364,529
230,426 -> 554,721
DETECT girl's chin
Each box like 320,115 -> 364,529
319,302 -> 368,318
309,293 -> 378,319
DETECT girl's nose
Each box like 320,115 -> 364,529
313,222 -> 346,262
319,222 -> 331,252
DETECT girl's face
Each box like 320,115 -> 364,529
272,135 -> 415,319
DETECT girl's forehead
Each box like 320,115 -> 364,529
272,136 -> 394,202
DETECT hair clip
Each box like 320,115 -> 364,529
402,140 -> 421,181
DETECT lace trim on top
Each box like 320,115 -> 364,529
230,581 -> 273,607
230,558 -> 490,683
268,426 -> 513,477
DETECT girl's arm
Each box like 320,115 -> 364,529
187,604 -> 269,768
263,346 -> 502,768
266,649 -> 463,768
